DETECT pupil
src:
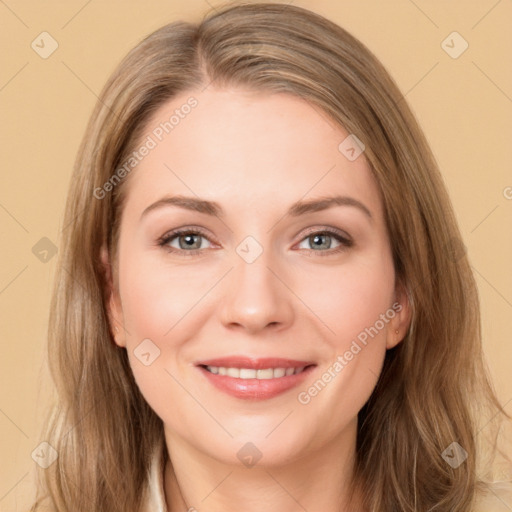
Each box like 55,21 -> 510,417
312,234 -> 330,249
180,234 -> 200,249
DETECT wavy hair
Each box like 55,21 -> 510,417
32,2 -> 509,511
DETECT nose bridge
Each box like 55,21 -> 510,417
219,236 -> 294,332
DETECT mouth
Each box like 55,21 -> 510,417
202,365 -> 310,379
195,357 -> 317,400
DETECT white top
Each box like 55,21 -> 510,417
142,442 -> 168,512
142,444 -> 511,511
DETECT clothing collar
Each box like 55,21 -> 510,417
142,440 -> 511,511
143,440 -> 168,512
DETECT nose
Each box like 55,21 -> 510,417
218,250 -> 295,335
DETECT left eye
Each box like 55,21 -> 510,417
296,231 -> 348,251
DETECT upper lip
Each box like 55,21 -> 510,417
196,356 -> 316,369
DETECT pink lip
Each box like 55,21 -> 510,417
196,356 -> 315,369
195,356 -> 317,400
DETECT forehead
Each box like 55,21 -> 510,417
121,87 -> 384,222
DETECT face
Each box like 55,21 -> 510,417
104,87 -> 410,466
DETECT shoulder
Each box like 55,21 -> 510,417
473,481 -> 512,511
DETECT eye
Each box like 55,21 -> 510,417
158,228 -> 214,256
157,226 -> 353,257
296,228 -> 353,255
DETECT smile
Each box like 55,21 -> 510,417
204,366 -> 308,379
195,357 -> 317,400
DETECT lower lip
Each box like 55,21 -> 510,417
197,365 -> 316,400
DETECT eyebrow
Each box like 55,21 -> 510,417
140,194 -> 372,222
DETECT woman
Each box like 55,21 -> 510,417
31,2 -> 511,511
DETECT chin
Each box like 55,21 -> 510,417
208,433 -> 311,469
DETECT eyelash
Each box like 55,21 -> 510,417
157,226 -> 353,257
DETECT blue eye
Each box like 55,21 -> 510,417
158,229 -> 212,255
299,232 -> 341,250
157,227 -> 353,257
296,230 -> 353,256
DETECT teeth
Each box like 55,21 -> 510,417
239,368 -> 256,379
273,368 -> 286,378
226,367 -> 240,378
256,368 -> 274,380
205,366 -> 307,379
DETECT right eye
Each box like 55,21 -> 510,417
157,228 -> 215,256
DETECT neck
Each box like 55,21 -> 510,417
163,419 -> 363,512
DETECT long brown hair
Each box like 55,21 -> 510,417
32,2 -> 510,511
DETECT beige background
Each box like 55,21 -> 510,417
1,0 -> 511,509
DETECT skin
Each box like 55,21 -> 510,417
103,87 -> 411,512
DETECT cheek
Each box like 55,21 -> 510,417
293,252 -> 396,347
119,251 -> 216,340
118,259 -> 187,425
117,252 -> 221,420
297,253 -> 395,416
292,258 -> 395,442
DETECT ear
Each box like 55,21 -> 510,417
386,279 -> 412,350
100,244 -> 126,348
